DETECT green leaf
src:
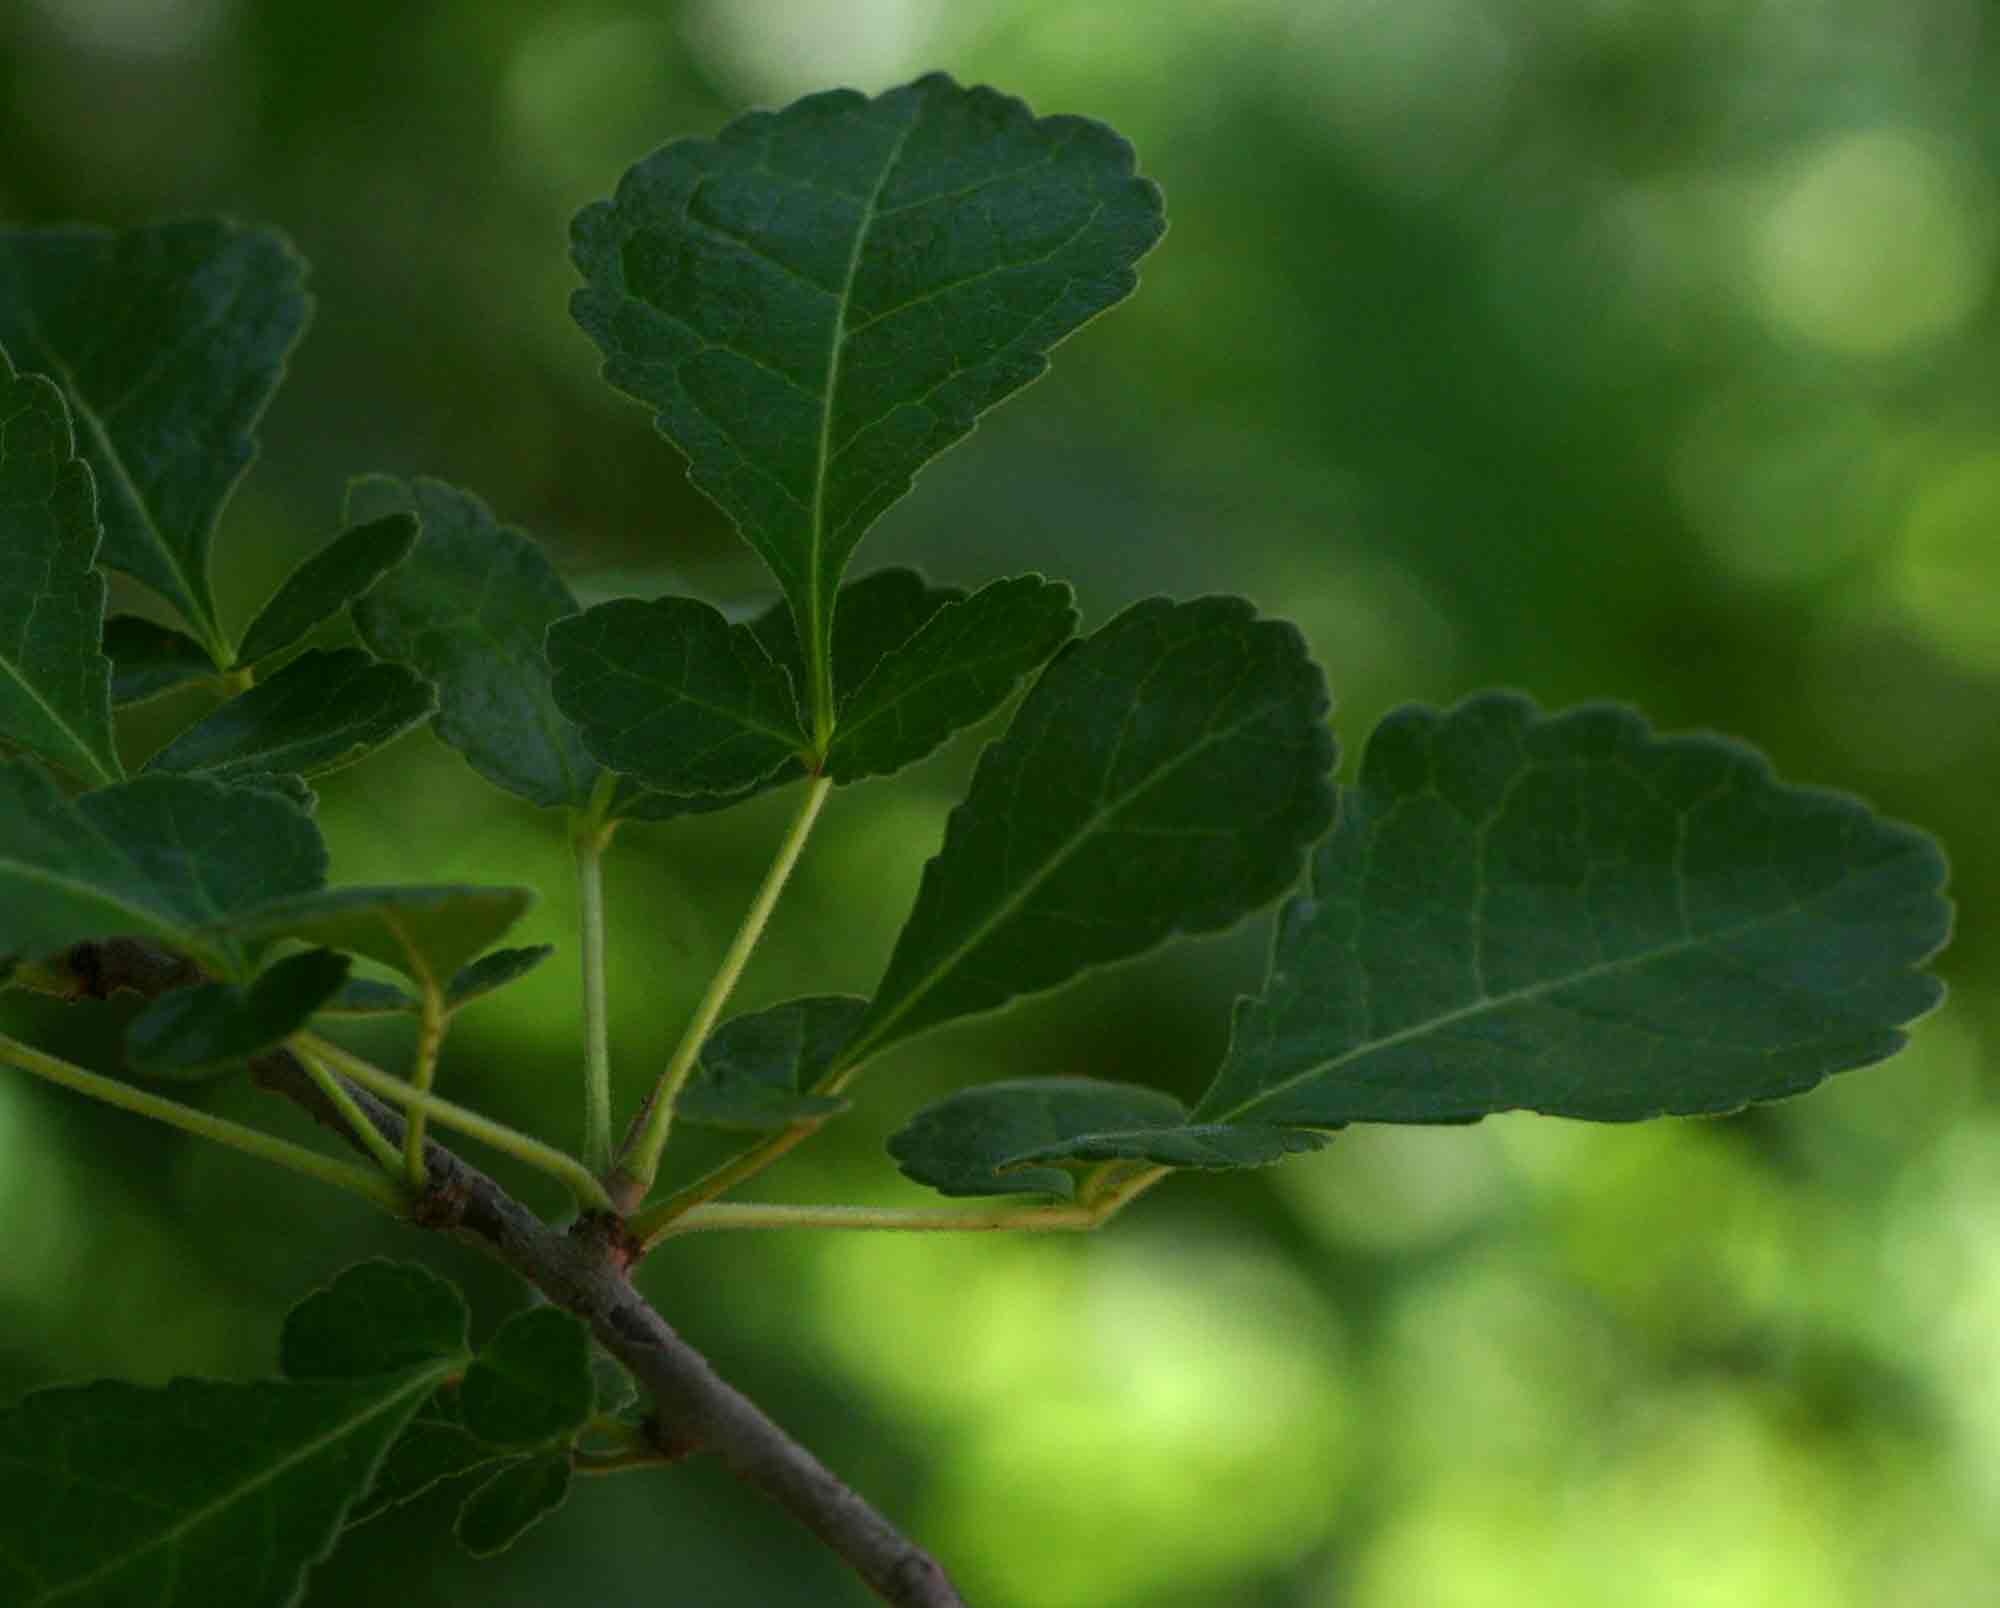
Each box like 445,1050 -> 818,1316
225,883 -> 536,990
238,512 -> 419,666
888,1077 -> 1327,1198
281,1260 -> 472,1381
104,614 -> 215,705
677,995 -> 863,1130
751,566 -> 965,718
348,475 -> 598,810
460,1306 -> 594,1449
349,1393 -> 505,1526
0,221 -> 310,655
455,1453 -> 572,1558
547,595 -> 808,795
318,976 -> 418,1017
827,574 -> 1075,783
144,647 -> 436,782
0,762 -> 326,970
127,947 -> 351,1077
0,1368 -> 452,1608
1194,693 -> 1954,1128
838,596 -> 1337,1072
0,349 -> 120,785
313,944 -> 556,1019
571,73 -> 1164,733
231,769 -> 319,816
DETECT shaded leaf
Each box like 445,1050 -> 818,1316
225,883 -> 536,990
230,769 -> 318,815
888,1077 -> 1325,1198
0,761 -> 325,972
127,947 -> 350,1078
750,566 -> 965,721
282,1260 -> 471,1381
1195,692 -> 1954,1128
455,1454 -> 572,1558
144,647 -> 435,782
313,945 -> 556,1019
677,995 -> 863,1130
318,976 -> 418,1017
0,1369 -> 450,1608
348,475 -> 597,809
590,1352 -> 639,1417
349,1392 -> 504,1527
0,220 -> 309,652
548,595 -> 808,796
103,613 -> 216,706
238,512 -> 419,666
837,596 -> 1336,1072
827,574 -> 1075,783
0,351 -> 120,784
460,1306 -> 594,1449
571,73 -> 1163,730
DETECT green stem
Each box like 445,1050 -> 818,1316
295,1044 -> 404,1176
613,773 -> 834,1205
0,1032 -> 406,1213
574,809 -> 615,1176
573,1445 -> 676,1477
627,1116 -> 831,1241
301,1033 -> 616,1213
403,980 -> 447,1187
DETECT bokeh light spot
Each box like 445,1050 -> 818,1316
1892,448 -> 2000,671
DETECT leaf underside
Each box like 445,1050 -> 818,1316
126,947 -> 351,1077
316,944 -> 556,1018
224,882 -> 537,989
677,995 -> 865,1130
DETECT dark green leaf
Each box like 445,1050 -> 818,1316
751,567 -> 966,719
610,766 -> 804,823
0,350 -> 120,784
677,995 -> 863,1130
103,614 -> 216,705
127,947 -> 351,1077
144,647 -> 436,782
0,221 -> 309,653
238,512 -> 419,666
571,73 -> 1163,731
230,769 -> 319,815
0,762 -> 325,971
455,1454 -> 572,1558
224,883 -> 536,990
318,976 -> 418,1017
348,475 -> 598,809
460,1306 -> 594,1449
827,574 -> 1075,783
548,595 -> 808,795
281,1260 -> 471,1381
1195,693 -> 1954,1128
447,944 -> 556,1011
0,1369 -> 451,1608
837,596 -> 1336,1072
349,1393 -> 506,1527
887,1077 -> 1325,1198
590,1353 -> 639,1417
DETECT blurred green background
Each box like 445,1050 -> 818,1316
2,1 -> 1995,1603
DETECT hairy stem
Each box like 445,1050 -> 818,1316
574,809 -> 616,1176
613,773 -> 833,1205
402,981 -> 447,1185
295,1044 -> 404,1176
625,1115 -> 831,1244
0,1032 -> 406,1212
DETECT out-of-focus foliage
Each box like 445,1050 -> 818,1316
1,2 -> 1994,1604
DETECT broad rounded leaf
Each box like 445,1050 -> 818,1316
1196,693 -> 1953,1127
677,995 -> 864,1130
349,475 -> 598,810
888,1077 -> 1324,1198
104,614 -> 214,706
0,351 -> 120,784
282,1260 -> 472,1381
571,73 -> 1164,729
548,595 -> 808,795
127,947 -> 350,1077
144,647 -> 436,782
839,596 -> 1336,1071
0,220 -> 310,652
460,1306 -> 594,1449
827,574 -> 1075,783
0,762 -> 326,971
751,566 -> 966,721
238,512 -> 419,666
225,883 -> 537,989
455,1454 -> 572,1558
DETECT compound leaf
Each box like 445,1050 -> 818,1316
224,883 -> 536,990
827,574 -> 1075,783
104,614 -> 214,706
0,220 -> 310,655
676,995 -> 863,1130
127,947 -> 351,1078
1195,693 -> 1954,1127
459,1306 -> 594,1449
750,566 -> 965,720
547,595 -> 808,795
144,647 -> 435,783
571,73 -> 1164,733
281,1261 -> 471,1382
837,596 -> 1336,1073
348,475 -> 598,810
238,512 -> 419,666
889,1078 -> 1327,1198
0,762 -> 326,972
455,1454 -> 572,1559
0,351 -> 120,785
